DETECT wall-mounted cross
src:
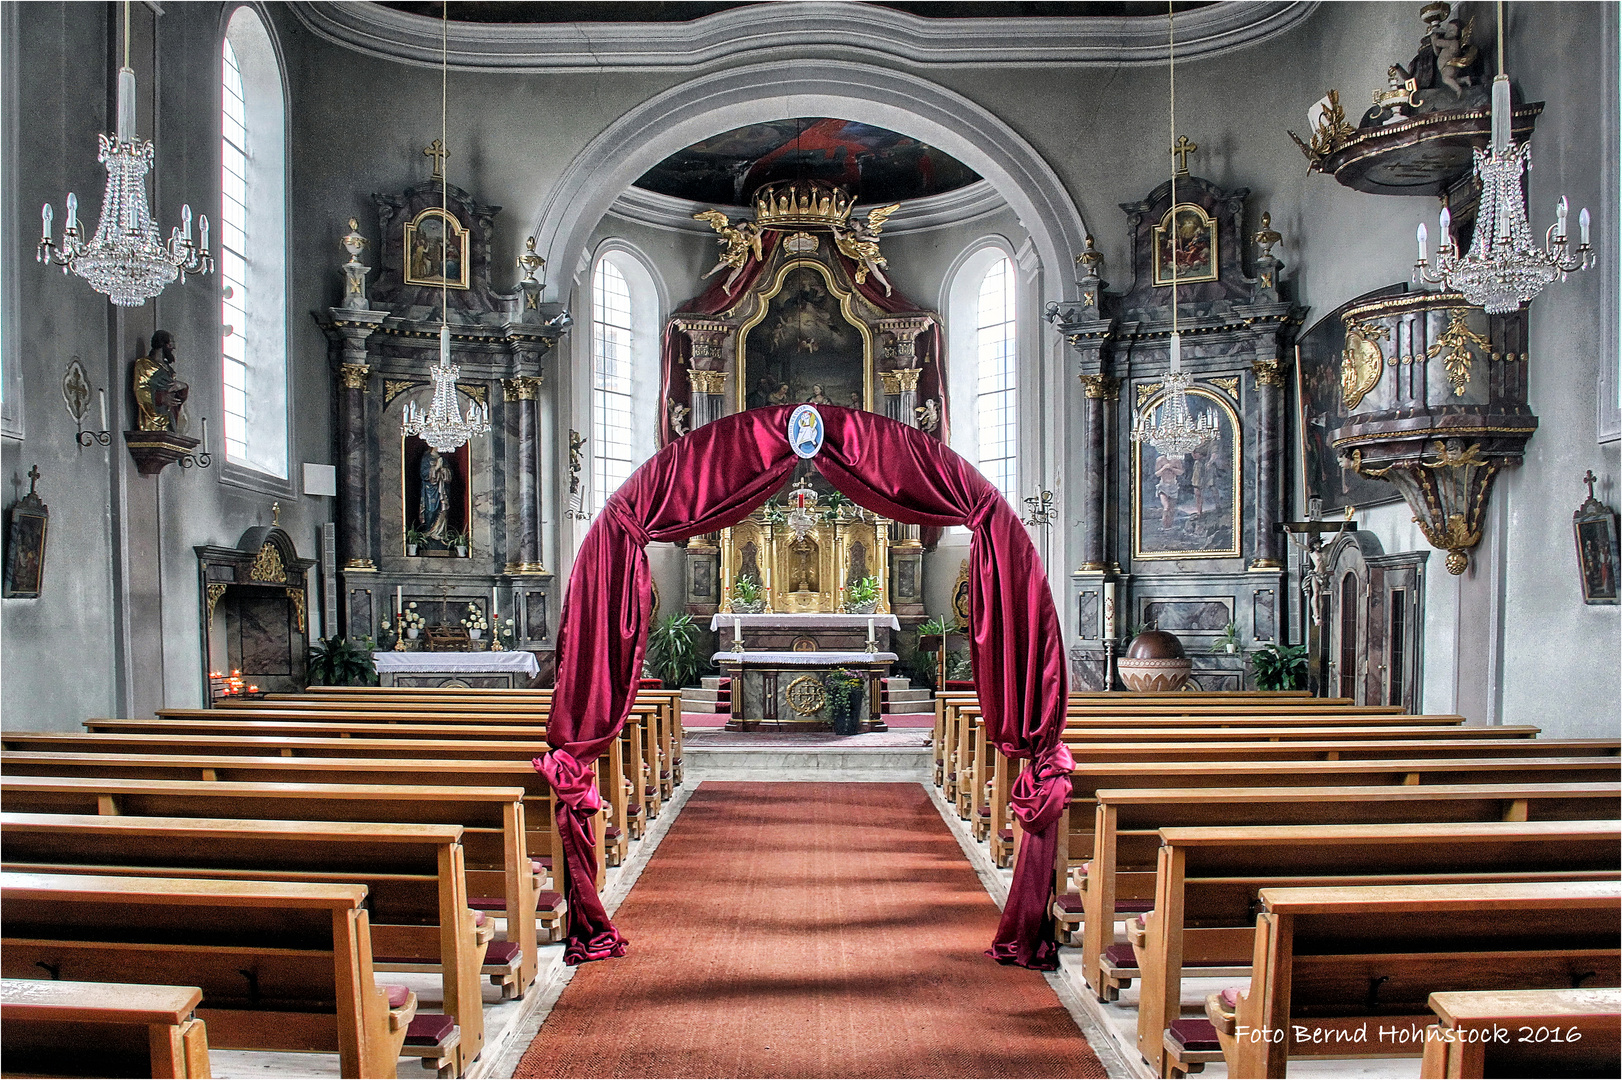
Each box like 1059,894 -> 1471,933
424,139 -> 449,179
1583,469 -> 1598,500
26,464 -> 40,495
1171,135 -> 1198,175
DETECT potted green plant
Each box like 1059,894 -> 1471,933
405,527 -> 425,557
844,575 -> 881,615
916,616 -> 952,652
1210,621 -> 1241,655
730,576 -> 766,614
306,636 -> 380,688
646,613 -> 703,689
1251,642 -> 1308,690
451,531 -> 470,558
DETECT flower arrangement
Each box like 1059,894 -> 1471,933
489,616 -> 516,650
461,602 -> 488,639
825,668 -> 866,736
730,576 -> 766,613
844,575 -> 881,614
399,603 -> 425,639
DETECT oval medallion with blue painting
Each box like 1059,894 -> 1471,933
788,404 -> 824,459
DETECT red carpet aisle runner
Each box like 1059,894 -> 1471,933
515,782 -> 1106,1079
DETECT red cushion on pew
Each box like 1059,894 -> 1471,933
383,984 -> 412,1009
637,678 -> 664,689
1054,893 -> 1085,914
484,941 -> 523,965
945,680 -> 975,691
404,1013 -> 457,1047
469,898 -> 503,912
998,828 -> 1014,841
976,807 -> 991,818
660,769 -> 671,779
1118,899 -> 1154,914
626,805 -> 642,816
1168,1018 -> 1221,1052
645,785 -> 656,796
1102,944 -> 1137,968
604,825 -> 623,840
536,890 -> 564,910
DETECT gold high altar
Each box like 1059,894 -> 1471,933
718,480 -> 891,616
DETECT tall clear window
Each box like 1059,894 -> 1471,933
975,255 -> 1017,503
220,8 -> 287,479
592,258 -> 636,507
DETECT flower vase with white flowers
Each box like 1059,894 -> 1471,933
489,616 -> 517,651
399,604 -> 425,640
461,603 -> 489,641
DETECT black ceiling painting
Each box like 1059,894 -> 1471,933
633,118 -> 983,207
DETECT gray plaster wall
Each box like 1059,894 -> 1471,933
4,2 -> 1616,734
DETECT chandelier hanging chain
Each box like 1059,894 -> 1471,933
1130,2 -> 1218,459
36,0 -> 213,306
1412,0 -> 1592,315
401,1 -> 490,454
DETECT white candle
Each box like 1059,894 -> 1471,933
1580,207 -> 1591,246
492,586 -> 499,621
1557,196 -> 1569,237
41,203 -> 52,243
181,204 -> 193,241
867,617 -> 875,639
1103,580 -> 1117,639
65,192 -> 77,231
98,388 -> 107,431
1417,221 -> 1428,261
396,585 -> 402,615
200,416 -> 208,454
198,215 -> 209,252
1439,206 -> 1451,247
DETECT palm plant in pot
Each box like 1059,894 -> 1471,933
306,636 -> 379,687
646,613 -> 703,689
1209,621 -> 1241,655
405,527 -> 425,557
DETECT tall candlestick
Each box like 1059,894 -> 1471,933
1103,580 -> 1117,640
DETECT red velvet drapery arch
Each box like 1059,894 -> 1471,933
535,405 -> 1071,969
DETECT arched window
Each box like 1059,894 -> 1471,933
220,7 -> 287,479
973,255 -> 1018,504
590,247 -> 660,508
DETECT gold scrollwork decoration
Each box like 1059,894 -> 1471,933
687,369 -> 727,395
384,379 -> 423,405
206,583 -> 228,628
249,543 -> 287,584
339,363 -> 371,390
1426,308 -> 1491,397
287,588 -> 307,632
1210,376 -> 1241,398
1342,449 -> 1395,479
502,376 -> 542,401
1136,382 -> 1163,408
456,382 -> 488,407
1420,440 -> 1488,470
785,675 -> 828,716
1250,359 -> 1286,389
1340,320 -> 1387,410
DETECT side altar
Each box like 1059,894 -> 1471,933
709,613 -> 900,732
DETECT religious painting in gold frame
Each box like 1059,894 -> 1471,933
403,207 -> 470,290
1152,203 -> 1218,287
1132,384 -> 1242,560
736,259 -> 874,414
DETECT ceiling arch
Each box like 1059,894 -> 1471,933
531,58 -> 1090,305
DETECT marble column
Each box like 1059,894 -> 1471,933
502,375 -> 544,573
1077,373 -> 1119,571
1251,358 -> 1286,569
327,310 -> 386,572
687,368 -> 728,430
675,319 -> 732,431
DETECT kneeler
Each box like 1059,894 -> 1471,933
536,405 -> 1071,969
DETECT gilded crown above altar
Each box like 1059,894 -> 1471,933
752,181 -> 856,231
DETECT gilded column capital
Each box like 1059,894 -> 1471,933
339,363 -> 371,390
1251,358 -> 1286,388
502,375 -> 543,400
687,368 -> 727,395
1079,373 -> 1120,400
883,367 -> 922,393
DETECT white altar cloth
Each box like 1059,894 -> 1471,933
708,613 -> 900,631
373,651 -> 539,676
712,651 -> 897,665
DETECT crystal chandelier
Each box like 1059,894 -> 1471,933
401,6 -> 489,454
36,2 -> 212,306
1131,5 -> 1218,460
1413,2 -> 1593,314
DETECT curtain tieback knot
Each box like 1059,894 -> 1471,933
602,498 -> 653,548
533,749 -> 604,813
966,489 -> 1003,533
1008,742 -> 1073,834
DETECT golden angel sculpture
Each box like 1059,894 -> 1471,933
694,210 -> 765,291
833,203 -> 900,296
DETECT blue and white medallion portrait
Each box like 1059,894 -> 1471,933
788,404 -> 824,459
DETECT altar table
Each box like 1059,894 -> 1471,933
372,650 -> 540,688
709,612 -> 900,653
712,649 -> 897,732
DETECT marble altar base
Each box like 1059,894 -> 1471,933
373,650 -> 540,688
712,650 -> 897,733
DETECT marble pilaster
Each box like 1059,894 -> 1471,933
502,375 -> 544,573
1251,357 -> 1286,569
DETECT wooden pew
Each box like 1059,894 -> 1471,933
1,978 -> 211,1079
0,814 -> 481,1076
1204,881 -> 1622,1079
0,777 -> 545,988
1420,987 -> 1621,1079
1074,781 -> 1622,999
0,751 -> 599,888
1,872 -> 415,1078
1135,820 -> 1622,1076
980,729 -> 1577,860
